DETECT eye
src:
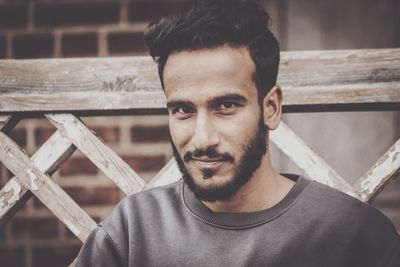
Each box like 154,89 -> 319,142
174,106 -> 194,114
216,102 -> 240,114
170,105 -> 195,119
219,102 -> 237,110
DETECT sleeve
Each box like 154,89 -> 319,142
75,225 -> 123,267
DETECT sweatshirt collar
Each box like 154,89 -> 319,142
182,174 -> 310,229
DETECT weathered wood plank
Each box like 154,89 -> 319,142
353,139 -> 400,202
0,130 -> 76,225
0,48 -> 399,113
46,113 -> 146,195
145,158 -> 181,189
270,121 -> 358,197
0,131 -> 96,241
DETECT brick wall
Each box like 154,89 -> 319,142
0,1 -> 188,266
0,0 -> 195,59
0,115 -> 173,266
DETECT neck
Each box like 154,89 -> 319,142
203,153 -> 295,213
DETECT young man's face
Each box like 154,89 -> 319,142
164,45 -> 268,201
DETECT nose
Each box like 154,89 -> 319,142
191,112 -> 219,151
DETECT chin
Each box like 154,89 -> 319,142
183,170 -> 242,202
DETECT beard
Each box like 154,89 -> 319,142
171,117 -> 267,202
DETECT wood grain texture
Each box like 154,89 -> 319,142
0,130 -> 76,225
0,48 -> 399,114
270,121 -> 358,198
353,139 -> 400,202
0,131 -> 96,241
46,113 -> 146,195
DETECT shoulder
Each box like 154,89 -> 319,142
100,180 -> 183,234
95,181 -> 183,257
302,179 -> 399,244
303,180 -> 392,226
306,181 -> 387,219
104,180 -> 182,224
303,180 -> 400,265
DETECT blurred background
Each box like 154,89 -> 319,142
0,0 -> 399,266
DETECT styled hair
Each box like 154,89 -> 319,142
144,0 -> 280,100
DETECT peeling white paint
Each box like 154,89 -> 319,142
358,140 -> 400,199
26,169 -> 39,191
0,180 -> 22,213
64,219 -> 81,237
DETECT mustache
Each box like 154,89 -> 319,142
183,148 -> 234,163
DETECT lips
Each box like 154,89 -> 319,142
191,157 -> 226,169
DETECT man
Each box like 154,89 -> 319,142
76,0 -> 400,266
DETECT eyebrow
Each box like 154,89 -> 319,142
209,94 -> 247,105
166,100 -> 194,109
166,93 -> 247,109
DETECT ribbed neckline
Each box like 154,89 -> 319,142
182,174 -> 310,229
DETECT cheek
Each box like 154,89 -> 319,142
218,114 -> 261,149
169,119 -> 192,149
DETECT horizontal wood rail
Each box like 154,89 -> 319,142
0,48 -> 399,115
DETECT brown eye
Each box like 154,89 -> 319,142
216,102 -> 240,115
220,102 -> 236,109
176,106 -> 194,114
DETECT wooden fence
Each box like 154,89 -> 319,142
0,48 -> 400,265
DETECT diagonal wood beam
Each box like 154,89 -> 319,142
270,121 -> 358,198
0,130 -> 76,226
145,158 -> 181,190
46,113 -> 146,195
353,139 -> 400,202
0,131 -> 96,241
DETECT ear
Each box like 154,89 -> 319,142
262,85 -> 282,130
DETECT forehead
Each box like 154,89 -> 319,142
163,45 -> 257,102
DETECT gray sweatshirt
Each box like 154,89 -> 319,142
76,175 -> 400,266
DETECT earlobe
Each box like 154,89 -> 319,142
263,85 -> 283,130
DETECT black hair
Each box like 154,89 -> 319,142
144,0 -> 280,100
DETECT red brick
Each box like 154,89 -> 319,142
34,127 -> 56,146
0,3 -> 28,29
64,186 -> 121,206
11,217 -> 58,240
0,246 -> 26,267
33,245 -> 81,267
59,157 -> 98,175
108,31 -> 146,54
129,2 -> 191,22
8,128 -> 27,148
91,126 -> 120,143
12,33 -> 54,59
123,155 -> 165,172
62,32 -> 98,57
0,35 -> 6,59
131,125 -> 170,142
34,2 -> 119,27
